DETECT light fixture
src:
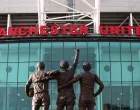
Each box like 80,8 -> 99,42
21,99 -> 24,101
18,93 -> 20,96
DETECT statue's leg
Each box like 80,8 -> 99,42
88,107 -> 94,110
32,105 -> 40,110
56,105 -> 64,110
42,105 -> 49,110
66,105 -> 74,110
79,107 -> 86,110
56,95 -> 66,110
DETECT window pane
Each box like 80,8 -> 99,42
19,43 -> 29,62
0,63 -> 7,82
134,84 -> 140,110
64,42 -> 75,48
30,43 -> 41,62
122,62 -> 132,81
7,63 -> 18,82
0,83 -> 6,109
110,42 -> 121,61
76,42 -> 87,48
131,43 -> 140,61
18,83 -> 31,110
132,62 -> 140,81
122,83 -> 131,109
102,83 -> 111,110
6,83 -> 17,110
52,42 -> 63,61
88,42 -> 98,61
18,63 -> 29,82
100,62 -> 111,81
76,42 -> 88,61
9,43 -> 18,62
51,62 -> 61,70
44,62 -> 52,70
99,42 -> 110,61
111,62 -> 121,81
0,44 -> 8,62
41,42 -> 51,61
121,42 -> 131,61
111,85 -> 123,110
29,62 -> 38,75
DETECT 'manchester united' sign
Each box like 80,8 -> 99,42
99,26 -> 140,36
0,25 -> 88,37
0,25 -> 140,37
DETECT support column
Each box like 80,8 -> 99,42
94,0 -> 100,34
129,13 -> 134,35
7,14 -> 12,35
37,0 -> 46,34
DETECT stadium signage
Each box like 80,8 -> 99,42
99,26 -> 140,36
0,25 -> 88,37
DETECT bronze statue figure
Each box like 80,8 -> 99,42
25,62 -> 59,110
59,62 -> 104,110
46,48 -> 80,110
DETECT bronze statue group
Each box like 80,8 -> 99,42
25,49 -> 104,110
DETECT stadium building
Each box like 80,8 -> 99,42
0,0 -> 140,110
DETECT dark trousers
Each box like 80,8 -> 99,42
56,94 -> 75,110
57,105 -> 74,110
79,94 -> 95,110
79,106 -> 94,110
32,105 -> 49,110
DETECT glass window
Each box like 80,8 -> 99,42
110,42 -> 121,61
121,42 -> 131,61
102,83 -> 111,110
41,42 -> 52,61
122,62 -> 132,81
111,62 -> 121,81
29,62 -> 38,75
18,63 -> 29,83
111,85 -> 123,110
100,62 -> 111,81
0,63 -> 7,82
132,62 -> 140,81
0,83 -> 6,110
8,43 -> 18,62
64,42 -> 76,62
30,43 -> 41,62
6,83 -> 17,110
0,41 -> 140,110
52,42 -> 63,61
7,63 -> 18,82
0,44 -> 8,62
133,82 -> 140,110
19,43 -> 29,62
131,42 -> 140,61
99,42 -> 110,61
18,83 -> 31,110
88,42 -> 98,61
76,42 -> 88,61
51,62 -> 61,70
122,83 -> 131,110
